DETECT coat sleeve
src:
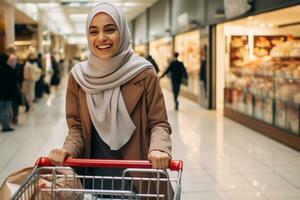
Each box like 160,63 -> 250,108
144,69 -> 172,157
63,74 -> 84,158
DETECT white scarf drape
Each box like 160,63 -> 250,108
71,3 -> 153,150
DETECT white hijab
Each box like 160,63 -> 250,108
71,3 -> 152,150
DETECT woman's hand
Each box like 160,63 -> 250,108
48,149 -> 70,166
147,150 -> 170,169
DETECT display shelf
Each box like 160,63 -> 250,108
225,87 -> 300,136
224,107 -> 300,151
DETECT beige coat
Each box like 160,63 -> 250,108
63,68 -> 172,160
63,68 -> 173,198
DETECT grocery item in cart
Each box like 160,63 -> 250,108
0,166 -> 82,200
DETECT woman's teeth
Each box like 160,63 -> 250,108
96,44 -> 112,49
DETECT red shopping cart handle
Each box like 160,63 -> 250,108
35,157 -> 183,171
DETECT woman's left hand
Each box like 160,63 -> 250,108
147,150 -> 171,169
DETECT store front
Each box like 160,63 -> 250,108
0,15 -> 5,53
215,5 -> 300,150
149,37 -> 173,90
174,29 -> 201,101
134,44 -> 147,57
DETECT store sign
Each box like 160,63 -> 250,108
177,12 -> 189,29
224,0 -> 252,19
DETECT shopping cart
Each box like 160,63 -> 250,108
12,157 -> 183,200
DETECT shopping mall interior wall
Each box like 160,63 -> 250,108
171,0 -> 205,34
206,0 -> 300,25
251,0 -> 300,15
133,12 -> 147,46
149,0 -> 170,41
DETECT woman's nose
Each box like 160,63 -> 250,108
97,32 -> 108,42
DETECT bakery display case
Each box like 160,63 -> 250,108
225,38 -> 300,136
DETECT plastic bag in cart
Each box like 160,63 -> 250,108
0,166 -> 82,200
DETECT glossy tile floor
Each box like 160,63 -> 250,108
1,77 -> 300,200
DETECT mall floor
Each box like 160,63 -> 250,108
1,77 -> 300,200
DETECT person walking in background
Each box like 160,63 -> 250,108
160,52 -> 188,111
50,56 -> 61,89
146,55 -> 160,73
22,52 -> 42,112
199,45 -> 207,95
0,53 -> 17,132
35,53 -> 46,100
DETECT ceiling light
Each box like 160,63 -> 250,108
259,23 -> 266,28
68,36 -> 87,45
68,3 -> 81,7
268,23 -> 273,28
37,3 -> 60,9
123,2 -> 140,7
69,14 -> 87,21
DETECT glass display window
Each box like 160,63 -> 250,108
134,44 -> 147,57
174,29 -> 200,97
287,103 -> 299,135
218,5 -> 300,137
149,37 -> 173,75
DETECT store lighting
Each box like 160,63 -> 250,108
68,3 -> 81,7
14,41 -> 32,46
123,2 -> 140,7
259,23 -> 266,28
16,3 -> 39,21
68,36 -> 87,45
268,23 -> 273,28
37,3 -> 60,9
69,14 -> 87,22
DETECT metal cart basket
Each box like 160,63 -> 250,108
12,157 -> 183,200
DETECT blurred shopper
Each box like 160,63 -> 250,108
48,3 -> 172,197
199,45 -> 207,94
22,53 -> 42,112
35,53 -> 46,100
50,56 -> 61,88
4,46 -> 21,124
146,55 -> 159,73
12,59 -> 25,124
0,53 -> 17,132
160,52 -> 188,111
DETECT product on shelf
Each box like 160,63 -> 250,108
275,101 -> 286,128
254,98 -> 263,120
245,94 -> 253,116
275,83 -> 300,102
270,41 -> 300,57
255,36 -> 271,48
230,36 -> 248,68
263,99 -> 273,124
287,104 -> 299,134
294,93 -> 300,104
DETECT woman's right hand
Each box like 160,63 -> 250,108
48,149 -> 70,166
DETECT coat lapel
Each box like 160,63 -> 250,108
79,88 -> 92,136
121,82 -> 144,114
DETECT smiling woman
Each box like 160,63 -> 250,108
48,2 -> 173,198
88,13 -> 120,59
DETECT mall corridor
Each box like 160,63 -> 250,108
0,76 -> 300,200
2,0 -> 300,199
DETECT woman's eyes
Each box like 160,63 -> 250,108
89,27 -> 116,35
89,30 -> 98,34
105,28 -> 116,33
